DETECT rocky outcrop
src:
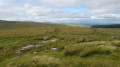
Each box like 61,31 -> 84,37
15,44 -> 43,54
10,54 -> 31,60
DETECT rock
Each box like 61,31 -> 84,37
41,39 -> 58,44
85,36 -> 90,39
64,45 -> 69,49
15,50 -> 21,54
42,41 -> 48,43
10,54 -> 31,60
51,48 -> 58,51
19,45 -> 40,51
10,42 -> 19,45
43,37 -> 49,40
50,39 -> 58,42
11,56 -> 20,60
33,52 -> 38,54
39,44 -> 45,47
15,44 -> 42,54
45,47 -> 58,51
86,36 -> 90,38
111,36 -> 119,39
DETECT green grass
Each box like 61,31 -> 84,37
0,21 -> 120,67
64,41 -> 118,57
0,20 -> 65,29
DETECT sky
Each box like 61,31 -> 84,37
0,0 -> 120,25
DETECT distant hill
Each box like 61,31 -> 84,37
66,24 -> 91,28
91,24 -> 120,28
0,20 -> 65,29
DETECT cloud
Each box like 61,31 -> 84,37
37,0 -> 81,7
92,14 -> 120,19
37,0 -> 120,13
0,0 -> 120,24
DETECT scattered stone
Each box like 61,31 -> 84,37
10,54 -> 31,60
10,42 -> 19,45
44,47 -> 58,51
43,37 -> 49,40
15,44 -> 42,54
41,39 -> 58,43
19,45 -> 39,51
42,41 -> 48,43
11,56 -> 20,60
111,36 -> 119,39
51,48 -> 58,51
33,52 -> 38,54
85,36 -> 90,39
50,39 -> 58,42
15,50 -> 21,54
86,36 -> 90,38
64,45 -> 69,49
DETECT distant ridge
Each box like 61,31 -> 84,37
66,24 -> 91,28
0,20 -> 65,29
92,24 -> 120,28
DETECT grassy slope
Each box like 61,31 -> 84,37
0,20 -> 65,29
0,20 -> 120,67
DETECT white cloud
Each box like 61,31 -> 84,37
0,0 -> 120,24
92,14 -> 120,19
37,0 -> 81,7
37,0 -> 120,13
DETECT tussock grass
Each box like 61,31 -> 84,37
7,56 -> 60,67
61,57 -> 119,67
111,40 -> 120,47
65,41 -> 118,57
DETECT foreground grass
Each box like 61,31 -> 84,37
0,26 -> 120,67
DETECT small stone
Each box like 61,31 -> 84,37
10,42 -> 19,45
50,39 -> 58,42
10,54 -> 31,60
86,36 -> 90,38
33,52 -> 38,54
15,44 -> 42,54
43,37 -> 49,40
64,45 -> 68,49
51,48 -> 58,51
15,50 -> 21,54
42,41 -> 48,43
111,36 -> 119,39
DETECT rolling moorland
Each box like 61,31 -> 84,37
0,20 -> 120,67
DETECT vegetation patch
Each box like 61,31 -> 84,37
65,41 -> 118,57
0,21 -> 120,67
7,56 -> 60,67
